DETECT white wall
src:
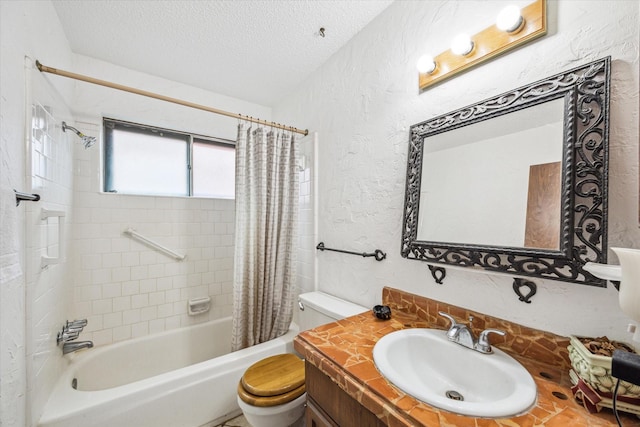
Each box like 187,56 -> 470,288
273,0 -> 640,341
0,2 -> 75,426
70,55 -> 271,142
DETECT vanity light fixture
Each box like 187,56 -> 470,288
496,5 -> 525,33
416,54 -> 437,74
418,0 -> 546,91
450,33 -> 474,56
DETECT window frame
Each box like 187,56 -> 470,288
103,118 -> 235,198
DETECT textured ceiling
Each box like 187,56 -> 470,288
51,0 -> 393,106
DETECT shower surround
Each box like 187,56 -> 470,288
25,62 -> 76,426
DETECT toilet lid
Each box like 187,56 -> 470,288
237,381 -> 306,407
241,353 -> 305,397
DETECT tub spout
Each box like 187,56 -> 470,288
63,340 -> 93,355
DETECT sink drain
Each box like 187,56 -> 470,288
445,390 -> 464,401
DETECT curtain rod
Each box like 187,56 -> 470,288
36,60 -> 308,136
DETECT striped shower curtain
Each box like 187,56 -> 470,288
231,123 -> 299,351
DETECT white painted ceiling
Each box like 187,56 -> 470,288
51,0 -> 394,107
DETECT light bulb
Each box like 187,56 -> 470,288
417,54 -> 437,74
451,33 -> 474,56
496,5 -> 524,33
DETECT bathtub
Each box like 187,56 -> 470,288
38,317 -> 298,427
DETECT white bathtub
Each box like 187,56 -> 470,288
38,317 -> 298,427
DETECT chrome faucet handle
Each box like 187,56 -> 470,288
57,319 -> 88,345
438,311 -> 458,328
476,328 -> 506,353
66,319 -> 88,329
57,329 -> 80,344
63,326 -> 84,333
438,311 -> 463,340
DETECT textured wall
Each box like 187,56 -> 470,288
273,0 -> 640,341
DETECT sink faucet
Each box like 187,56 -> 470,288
438,311 -> 505,354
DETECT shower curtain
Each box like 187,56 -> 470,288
231,123 -> 299,351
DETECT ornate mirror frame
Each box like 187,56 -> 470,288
402,57 -> 611,287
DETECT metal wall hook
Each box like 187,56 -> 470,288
428,265 -> 446,284
513,278 -> 537,303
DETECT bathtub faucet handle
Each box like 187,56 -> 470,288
56,329 -> 80,344
67,319 -> 88,329
57,329 -> 80,344
57,319 -> 89,346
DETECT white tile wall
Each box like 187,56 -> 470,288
25,71 -> 75,425
70,170 -> 236,346
296,135 -> 316,295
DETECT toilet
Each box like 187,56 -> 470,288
236,291 -> 367,427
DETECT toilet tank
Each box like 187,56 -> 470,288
298,292 -> 367,331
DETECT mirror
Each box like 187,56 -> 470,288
418,98 -> 565,249
402,57 -> 611,287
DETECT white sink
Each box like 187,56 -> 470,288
373,328 -> 537,418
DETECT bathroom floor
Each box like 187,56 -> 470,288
211,414 -> 305,427
213,414 -> 251,427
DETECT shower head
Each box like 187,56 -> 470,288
80,135 -> 97,149
62,121 -> 97,149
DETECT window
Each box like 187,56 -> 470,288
103,119 -> 235,198
192,140 -> 235,197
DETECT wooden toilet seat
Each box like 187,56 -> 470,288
238,353 -> 306,407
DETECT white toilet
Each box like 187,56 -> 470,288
236,291 -> 367,427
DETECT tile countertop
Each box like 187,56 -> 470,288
293,287 -> 640,426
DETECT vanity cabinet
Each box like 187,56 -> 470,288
305,362 -> 386,427
305,399 -> 336,427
